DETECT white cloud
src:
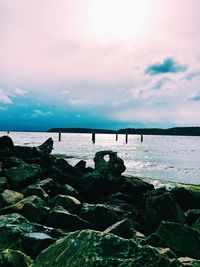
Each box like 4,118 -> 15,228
31,109 -> 53,118
0,89 -> 13,104
69,99 -> 86,106
62,90 -> 70,95
15,87 -> 28,97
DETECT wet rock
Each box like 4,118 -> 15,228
49,195 -> 81,214
185,209 -> 200,226
36,178 -> 60,197
0,195 -> 50,223
80,204 -> 121,230
5,163 -> 43,190
0,156 -> 25,169
94,150 -> 126,176
59,184 -> 81,200
46,206 -> 95,231
0,249 -> 32,267
171,187 -> 200,211
145,192 -> 186,233
155,222 -> 200,259
74,160 -> 86,172
0,213 -> 65,258
32,229 -> 181,267
0,189 -> 24,207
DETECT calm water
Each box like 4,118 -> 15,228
1,131 -> 200,185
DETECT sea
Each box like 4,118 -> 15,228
1,131 -> 200,186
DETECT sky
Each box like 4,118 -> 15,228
1,0 -> 200,131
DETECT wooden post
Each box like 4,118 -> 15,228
141,134 -> 143,142
116,133 -> 118,141
92,132 -> 96,143
125,133 -> 128,143
59,131 -> 61,141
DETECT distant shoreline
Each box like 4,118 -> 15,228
48,126 -> 200,136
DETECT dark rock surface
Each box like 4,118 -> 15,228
0,135 -> 199,266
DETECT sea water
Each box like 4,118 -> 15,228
2,131 -> 200,185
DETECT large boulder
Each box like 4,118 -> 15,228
0,135 -> 14,151
0,213 -> 65,258
37,137 -> 53,154
46,206 -> 95,231
0,177 -> 9,193
0,195 -> 50,223
94,150 -> 126,176
5,163 -> 43,190
0,249 -> 32,267
22,184 -> 49,201
32,230 -> 182,267
145,192 -> 186,232
154,222 -> 200,259
104,219 -> 135,239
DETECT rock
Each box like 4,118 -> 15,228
37,137 -> 53,154
5,163 -> 43,190
80,204 -> 121,230
74,160 -> 86,172
49,195 -> 81,214
0,189 -> 24,207
120,177 -> 154,200
32,229 -> 181,267
22,184 -> 49,201
0,213 -> 65,258
59,184 -> 81,200
185,209 -> 200,226
145,192 -> 186,233
0,135 -> 14,151
0,156 -> 25,169
94,150 -> 126,176
104,219 -> 135,239
155,222 -> 200,259
24,154 -> 56,170
192,216 -> 200,232
46,206 -> 95,231
0,195 -> 50,223
0,249 -> 32,267
36,178 -> 60,197
0,177 -> 9,193
171,187 -> 200,211
178,257 -> 200,266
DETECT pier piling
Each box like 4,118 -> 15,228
92,132 -> 96,143
141,134 -> 143,142
125,133 -> 128,143
58,131 -> 61,141
116,133 -> 118,141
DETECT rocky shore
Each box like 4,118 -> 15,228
0,135 -> 200,267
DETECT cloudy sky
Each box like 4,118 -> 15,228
1,0 -> 200,131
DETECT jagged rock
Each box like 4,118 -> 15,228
46,206 -> 95,231
0,249 -> 32,267
80,204 -> 122,230
5,163 -> 43,190
23,154 -> 56,170
22,184 -> 49,201
49,195 -> 81,214
171,187 -> 200,211
0,135 -> 14,151
0,213 -> 65,258
0,195 -> 50,223
155,222 -> 200,259
0,177 -> 9,193
32,230 -> 182,267
104,219 -> 135,239
94,150 -> 126,176
192,216 -> 200,232
145,192 -> 186,233
37,137 -> 53,154
36,178 -> 60,197
0,189 -> 24,207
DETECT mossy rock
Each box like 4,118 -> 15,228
32,230 -> 182,267
0,249 -> 32,267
